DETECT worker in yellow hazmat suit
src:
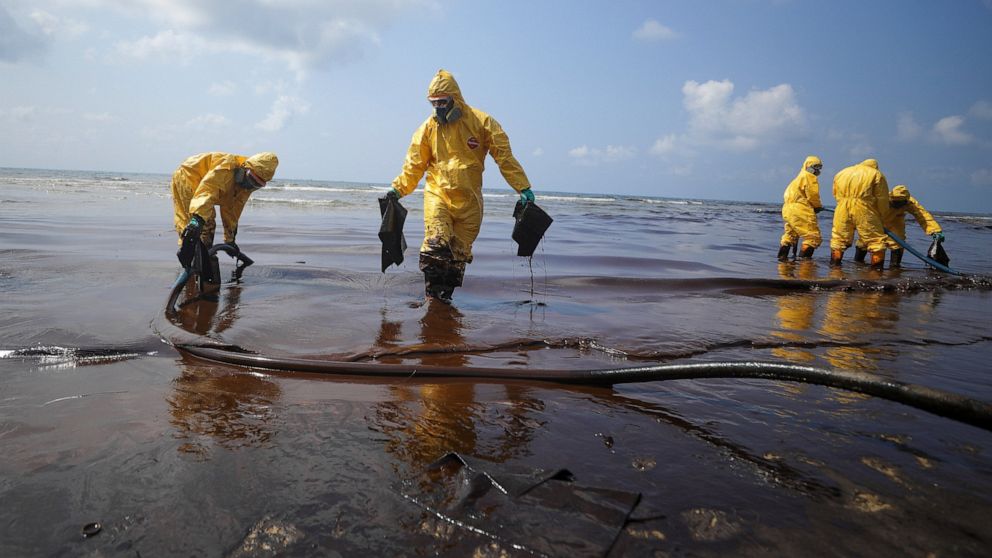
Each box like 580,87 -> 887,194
388,69 -> 535,302
171,152 -> 279,259
854,185 -> 943,267
778,155 -> 824,261
829,159 -> 890,267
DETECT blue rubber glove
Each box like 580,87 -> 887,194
519,188 -> 535,205
931,232 -> 945,242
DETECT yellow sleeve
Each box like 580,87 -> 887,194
484,115 -> 532,193
908,199 -> 941,235
188,167 -> 233,221
806,174 -> 822,208
874,173 -> 890,218
391,121 -> 432,197
220,190 -> 251,243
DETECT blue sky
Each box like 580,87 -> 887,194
2,0 -> 991,212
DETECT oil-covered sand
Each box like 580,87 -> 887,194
2,169 -> 991,556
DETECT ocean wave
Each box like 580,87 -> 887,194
249,197 -> 354,207
268,185 -> 381,194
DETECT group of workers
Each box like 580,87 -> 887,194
168,69 -> 946,308
778,157 -> 943,268
170,69 -> 535,303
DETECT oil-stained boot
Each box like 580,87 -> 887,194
869,250 -> 885,269
777,244 -> 793,261
830,249 -> 844,266
889,248 -> 904,268
799,244 -> 815,259
853,246 -> 868,263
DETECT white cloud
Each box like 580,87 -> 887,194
568,144 -> 637,166
896,112 -> 922,141
649,134 -> 677,156
0,5 -> 48,62
185,113 -> 229,128
255,95 -> 310,132
931,115 -> 973,145
113,29 -> 207,64
0,106 -> 38,121
971,169 -> 992,187
83,112 -> 112,121
969,100 -> 992,120
29,10 -> 87,38
103,0 -> 436,79
532,147 -> 544,157
681,79 -> 805,151
633,19 -> 678,42
208,81 -> 237,96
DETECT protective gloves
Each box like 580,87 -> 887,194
931,232 -> 945,242
813,206 -> 823,214
519,188 -> 535,205
182,215 -> 205,241
386,188 -> 401,201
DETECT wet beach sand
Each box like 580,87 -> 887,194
2,168 -> 992,556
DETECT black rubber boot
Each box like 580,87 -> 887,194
420,249 -> 463,303
890,248 -> 904,268
777,244 -> 793,262
853,246 -> 868,263
799,245 -> 815,258
830,249 -> 844,266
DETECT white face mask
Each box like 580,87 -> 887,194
807,165 -> 822,176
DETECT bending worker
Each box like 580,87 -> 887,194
829,158 -> 890,267
387,69 -> 535,302
778,155 -> 824,261
171,151 -> 279,260
854,185 -> 943,267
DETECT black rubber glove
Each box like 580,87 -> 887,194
386,188 -> 400,202
182,215 -> 205,241
813,206 -> 823,214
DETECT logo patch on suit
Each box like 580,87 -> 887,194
467,137 -> 479,149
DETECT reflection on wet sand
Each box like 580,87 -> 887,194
168,284 -> 281,455
168,356 -> 282,455
772,261 -> 818,363
173,281 -> 244,337
370,302 -> 545,471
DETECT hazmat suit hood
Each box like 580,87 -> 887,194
245,152 -> 279,182
890,185 -> 910,200
428,69 -> 466,107
803,155 -> 822,173
860,159 -> 879,170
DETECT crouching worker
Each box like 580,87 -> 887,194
854,185 -> 943,267
171,151 -> 279,266
387,69 -> 535,303
778,155 -> 824,261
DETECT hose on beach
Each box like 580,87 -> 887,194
162,246 -> 992,433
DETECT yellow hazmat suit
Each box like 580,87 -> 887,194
882,185 -> 942,246
391,69 -> 532,267
855,185 -> 942,251
829,159 -> 890,257
171,152 -> 278,246
780,155 -> 824,251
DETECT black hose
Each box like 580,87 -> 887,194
163,246 -> 992,433
175,344 -> 992,432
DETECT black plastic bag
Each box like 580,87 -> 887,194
927,237 -> 950,267
378,195 -> 408,272
511,201 -> 553,257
